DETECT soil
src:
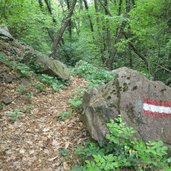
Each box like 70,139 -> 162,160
0,63 -> 88,171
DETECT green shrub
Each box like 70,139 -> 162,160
37,74 -> 64,91
17,84 -> 26,94
58,148 -> 70,157
74,116 -> 170,171
5,109 -> 22,122
68,98 -> 82,109
68,88 -> 85,110
0,54 -> 33,77
57,111 -> 72,121
70,165 -> 87,171
72,60 -> 115,85
32,82 -> 46,93
14,62 -> 33,77
0,54 -> 66,91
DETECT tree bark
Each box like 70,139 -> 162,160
65,0 -> 72,39
44,0 -> 52,14
94,0 -> 106,63
123,32 -> 149,67
50,0 -> 77,58
105,0 -> 124,70
83,0 -> 94,32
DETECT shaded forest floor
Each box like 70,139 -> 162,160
0,63 -> 88,171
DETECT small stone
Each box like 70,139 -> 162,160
1,97 -> 13,105
43,128 -> 50,132
19,149 -> 25,154
44,149 -> 50,154
52,140 -> 58,147
29,149 -> 34,155
5,75 -> 16,83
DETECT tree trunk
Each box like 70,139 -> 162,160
65,0 -> 72,39
44,0 -> 56,22
83,0 -> 94,32
105,0 -> 123,70
44,0 -> 52,14
94,0 -> 106,64
50,0 -> 77,59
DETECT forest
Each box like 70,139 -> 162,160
0,0 -> 171,82
0,0 -> 171,170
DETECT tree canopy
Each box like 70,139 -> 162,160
0,0 -> 171,84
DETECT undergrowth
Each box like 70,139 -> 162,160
68,88 -> 85,110
37,74 -> 65,91
57,111 -> 72,121
0,54 -> 33,77
71,116 -> 171,171
0,53 -> 66,91
71,60 -> 115,86
5,109 -> 23,122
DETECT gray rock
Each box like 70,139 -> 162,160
0,25 -> 13,40
22,46 -> 70,80
1,97 -> 13,105
82,67 -> 171,151
5,75 -> 17,83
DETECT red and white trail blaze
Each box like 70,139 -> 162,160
143,99 -> 171,117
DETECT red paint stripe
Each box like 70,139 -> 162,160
144,110 -> 171,117
144,99 -> 171,107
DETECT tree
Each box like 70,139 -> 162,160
51,0 -> 77,59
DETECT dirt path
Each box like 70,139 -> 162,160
0,67 -> 88,171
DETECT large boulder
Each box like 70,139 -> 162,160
82,67 -> 171,151
22,50 -> 70,80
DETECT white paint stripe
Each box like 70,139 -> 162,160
143,103 -> 171,114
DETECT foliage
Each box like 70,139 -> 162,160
58,148 -> 70,157
32,82 -> 46,93
1,0 -> 170,84
68,88 -> 85,110
70,165 -> 87,171
60,33 -> 99,66
17,84 -> 26,94
37,74 -> 64,91
0,0 -> 58,55
74,116 -> 170,171
14,63 -> 33,77
5,109 -> 22,122
72,60 -> 115,85
75,141 -> 105,162
0,54 -> 33,77
0,53 -> 66,91
17,84 -> 33,98
129,0 -> 171,82
68,98 -> 82,109
57,111 -> 72,121
0,0 -> 170,84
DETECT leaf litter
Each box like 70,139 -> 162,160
0,65 -> 88,171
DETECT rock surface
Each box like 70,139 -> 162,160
82,67 -> 171,151
0,25 -> 13,40
22,49 -> 70,80
1,97 -> 13,105
0,25 -> 69,80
